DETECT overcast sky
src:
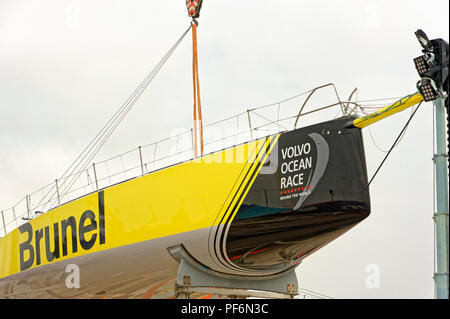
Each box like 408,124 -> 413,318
1,0 -> 449,298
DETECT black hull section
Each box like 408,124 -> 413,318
226,116 -> 370,271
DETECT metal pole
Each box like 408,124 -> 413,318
247,109 -> 253,140
93,163 -> 99,191
12,207 -> 17,226
138,146 -> 144,176
55,179 -> 61,206
432,93 -> 449,299
191,128 -> 194,158
1,210 -> 6,236
153,143 -> 158,167
277,103 -> 281,133
26,195 -> 30,221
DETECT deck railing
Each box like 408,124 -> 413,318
1,83 -> 371,238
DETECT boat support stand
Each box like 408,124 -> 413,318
168,245 -> 298,299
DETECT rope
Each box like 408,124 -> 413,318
367,105 -> 416,153
43,24 -> 192,209
368,101 -> 423,186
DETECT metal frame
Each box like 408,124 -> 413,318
168,245 -> 298,299
294,83 -> 345,128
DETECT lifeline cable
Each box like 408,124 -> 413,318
368,101 -> 423,186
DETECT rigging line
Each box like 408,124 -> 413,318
35,35 -> 178,211
44,71 -> 159,209
36,29 -> 176,204
59,69 -> 159,197
367,105 -> 416,153
120,155 -> 127,179
333,108 -> 342,119
361,104 -> 390,108
250,88 -> 315,110
298,287 -> 333,299
201,88 -> 320,130
50,24 -> 192,208
368,126 -> 390,153
57,44 -> 175,199
359,93 -> 418,122
105,161 -> 112,185
250,109 -> 288,131
368,101 -> 423,187
94,146 -> 139,164
357,96 -> 404,103
58,25 -> 191,196
203,110 -> 247,129
56,27 -> 190,205
277,103 -> 280,132
61,25 -> 190,179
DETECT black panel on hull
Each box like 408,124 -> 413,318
225,116 -> 371,270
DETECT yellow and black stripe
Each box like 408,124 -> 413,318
212,136 -> 280,271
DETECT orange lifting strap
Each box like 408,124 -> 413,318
187,0 -> 204,157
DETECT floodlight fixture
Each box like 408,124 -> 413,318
414,53 -> 435,77
415,29 -> 433,51
414,55 -> 429,77
417,78 -> 440,102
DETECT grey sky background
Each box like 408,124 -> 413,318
1,0 -> 448,298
